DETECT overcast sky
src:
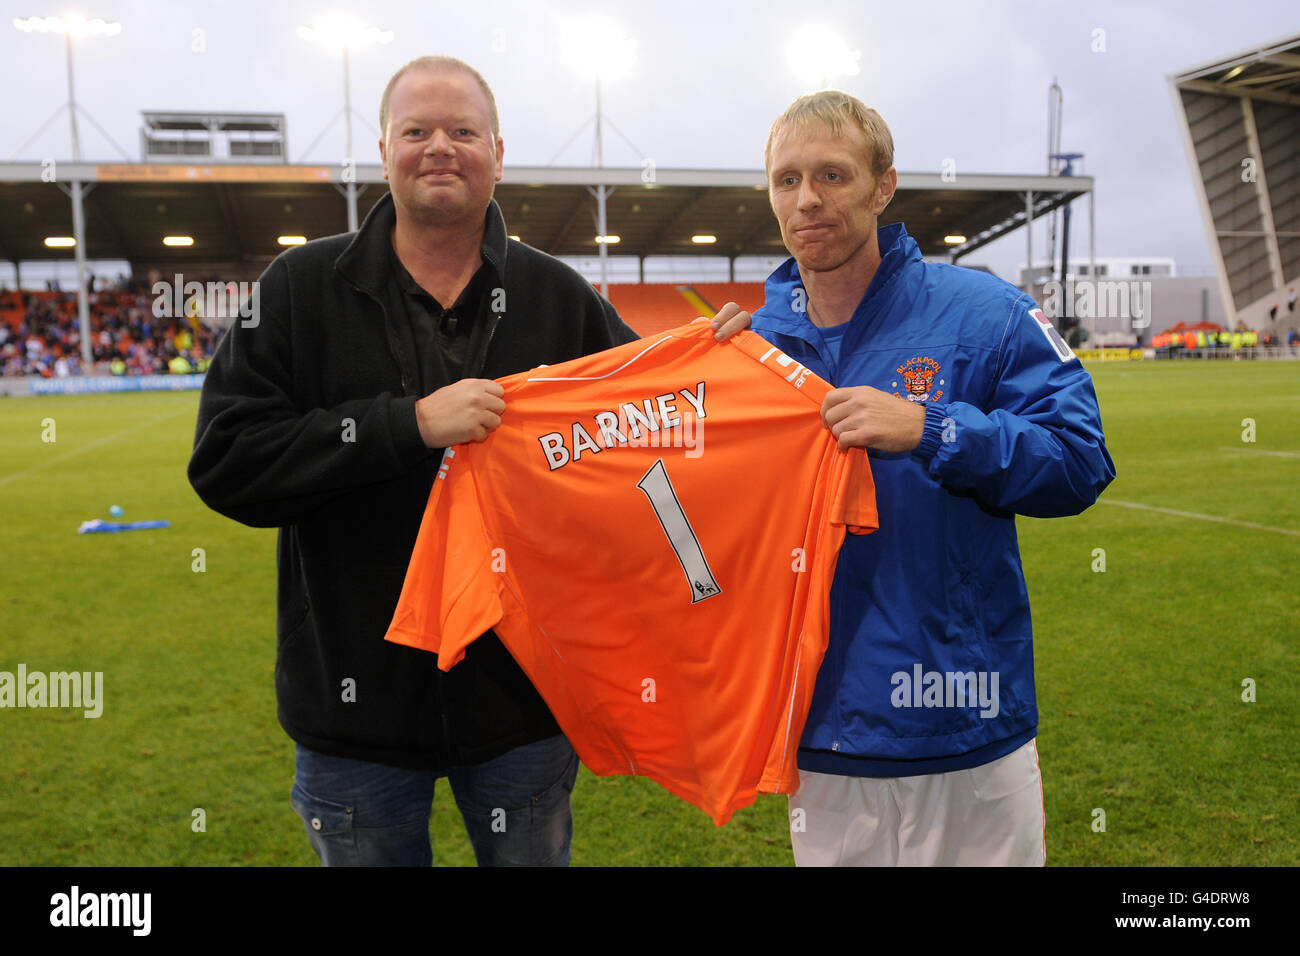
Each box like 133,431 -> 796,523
2,0 -> 1297,281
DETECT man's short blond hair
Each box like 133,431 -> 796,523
379,55 -> 500,139
764,90 -> 894,178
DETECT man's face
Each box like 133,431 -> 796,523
767,121 -> 895,275
380,68 -> 504,228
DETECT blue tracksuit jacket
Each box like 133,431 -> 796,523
752,222 -> 1116,776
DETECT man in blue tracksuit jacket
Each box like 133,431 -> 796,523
751,91 -> 1115,865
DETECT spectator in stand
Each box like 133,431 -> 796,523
0,284 -> 222,377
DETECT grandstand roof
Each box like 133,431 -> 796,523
1171,34 -> 1300,104
0,162 -> 1090,279
1170,33 -> 1300,326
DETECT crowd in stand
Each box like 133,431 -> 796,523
0,276 -> 224,378
1150,322 -> 1300,356
6,275 -> 1299,376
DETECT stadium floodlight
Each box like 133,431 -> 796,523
296,17 -> 392,51
298,16 -> 393,231
11,13 -> 124,160
559,15 -> 638,298
12,14 -> 121,36
559,14 -> 637,83
786,25 -> 860,90
13,12 -> 122,368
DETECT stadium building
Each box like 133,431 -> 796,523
1,104 -> 1097,387
1170,33 -> 1300,334
7,30 -> 1300,389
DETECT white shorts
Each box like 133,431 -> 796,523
788,739 -> 1046,866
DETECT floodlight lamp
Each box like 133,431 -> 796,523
787,25 -> 860,88
13,14 -> 121,36
561,15 -> 637,82
298,17 -> 392,51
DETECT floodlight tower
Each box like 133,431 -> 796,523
12,13 -> 122,367
1051,151 -> 1086,346
1046,79 -> 1063,289
299,17 -> 393,231
562,16 -> 637,298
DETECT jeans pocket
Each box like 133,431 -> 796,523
291,782 -> 355,837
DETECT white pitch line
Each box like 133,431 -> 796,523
1216,446 -> 1300,459
1098,498 -> 1300,538
0,406 -> 194,488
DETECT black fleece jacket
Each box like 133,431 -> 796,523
188,193 -> 638,769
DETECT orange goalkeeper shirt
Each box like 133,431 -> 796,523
385,323 -> 877,824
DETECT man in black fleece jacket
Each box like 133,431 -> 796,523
189,55 -> 747,866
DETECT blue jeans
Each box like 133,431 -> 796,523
290,734 -> 579,866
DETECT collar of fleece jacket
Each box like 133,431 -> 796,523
333,191 -> 510,298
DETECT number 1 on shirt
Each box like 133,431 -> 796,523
637,459 -> 722,604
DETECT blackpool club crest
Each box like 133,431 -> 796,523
892,356 -> 944,403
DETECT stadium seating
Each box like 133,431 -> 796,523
3,279 -> 776,374
606,282 -> 766,338
690,282 -> 766,316
0,284 -> 220,377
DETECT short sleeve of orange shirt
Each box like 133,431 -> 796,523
386,322 -> 877,825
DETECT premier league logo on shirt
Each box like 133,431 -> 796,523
892,357 -> 944,403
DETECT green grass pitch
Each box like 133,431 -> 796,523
1,359 -> 1296,866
